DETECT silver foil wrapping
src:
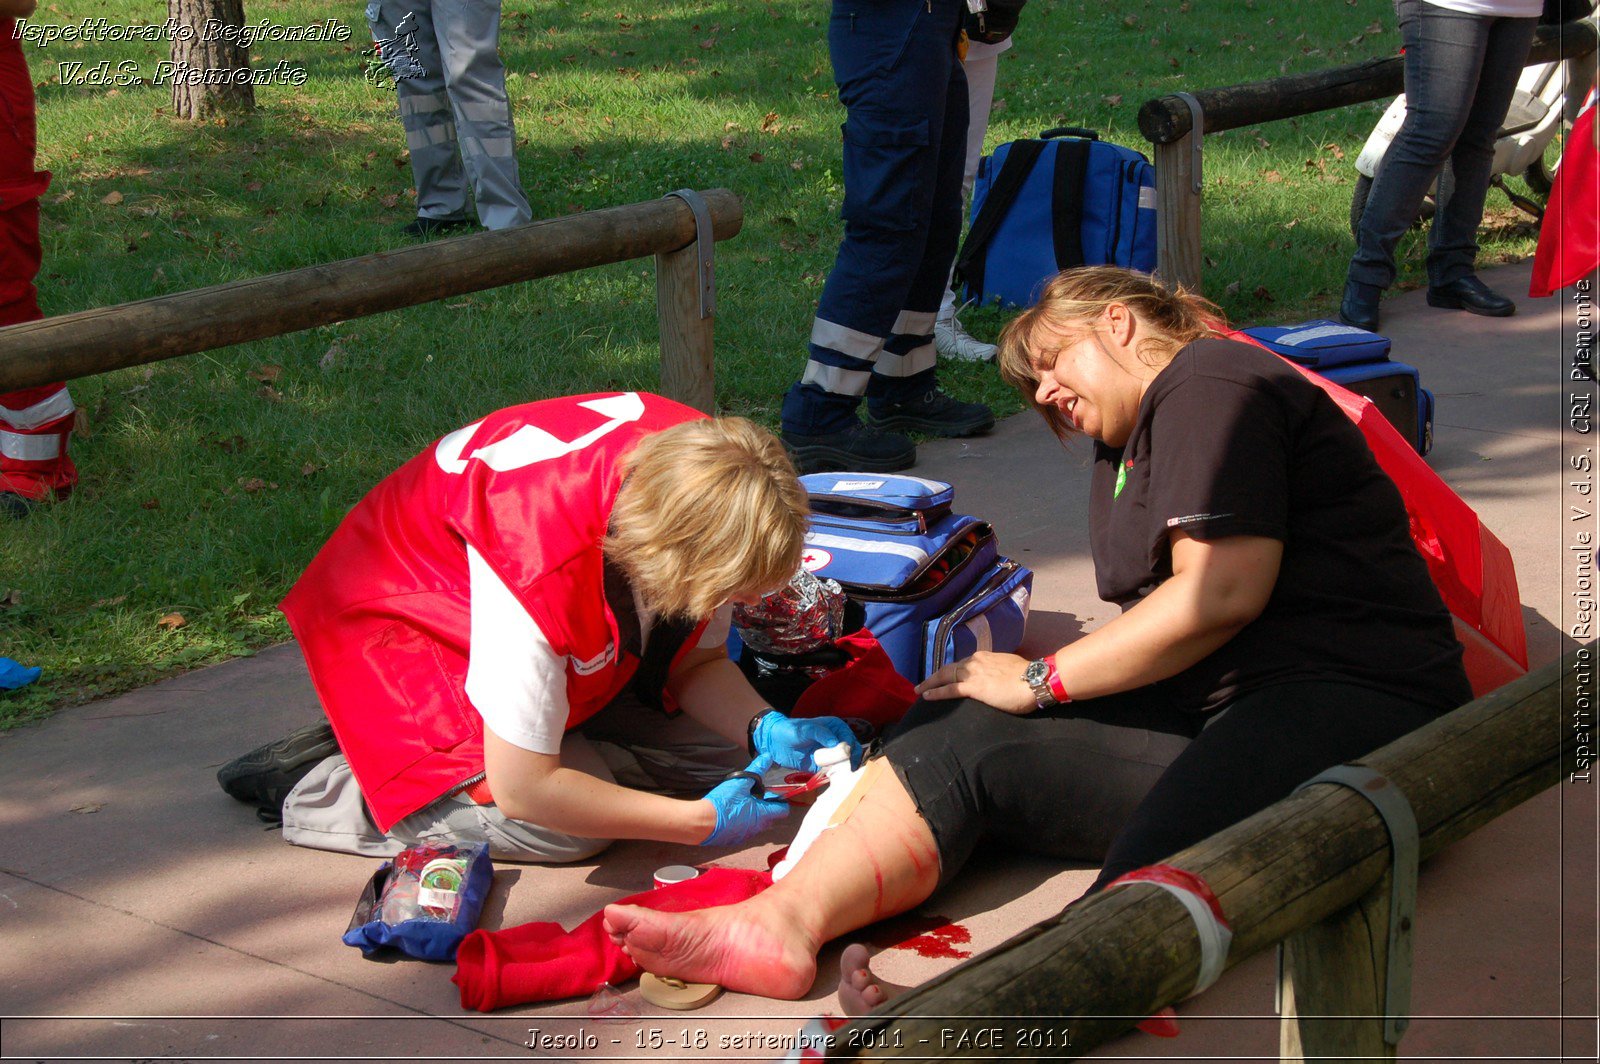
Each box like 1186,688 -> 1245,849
732,567 -> 847,657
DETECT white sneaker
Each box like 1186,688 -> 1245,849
934,310 -> 997,363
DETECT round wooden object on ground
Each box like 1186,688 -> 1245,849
639,972 -> 723,1011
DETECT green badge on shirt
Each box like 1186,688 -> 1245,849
1114,459 -> 1132,499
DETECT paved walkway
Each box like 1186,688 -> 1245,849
2,261 -> 1594,1061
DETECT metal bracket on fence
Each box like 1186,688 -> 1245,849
1173,92 -> 1205,193
1280,763 -> 1419,1045
663,188 -> 716,319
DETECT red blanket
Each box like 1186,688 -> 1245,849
1226,330 -> 1528,695
452,866 -> 771,1011
1531,95 -> 1598,298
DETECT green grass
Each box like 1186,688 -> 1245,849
0,0 -> 1549,724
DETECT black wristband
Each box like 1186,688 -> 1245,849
746,708 -> 775,756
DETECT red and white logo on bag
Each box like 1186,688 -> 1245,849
800,547 -> 832,572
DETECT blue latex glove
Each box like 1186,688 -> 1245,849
751,710 -> 863,772
700,754 -> 789,847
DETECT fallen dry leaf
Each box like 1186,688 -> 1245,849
91,594 -> 128,608
101,190 -> 123,205
1253,285 -> 1275,302
247,364 -> 283,383
70,802 -> 103,814
257,385 -> 283,402
245,181 -> 263,192
1263,169 -> 1284,183
157,612 -> 187,630
141,498 -> 160,510
379,193 -> 400,208
748,151 -> 765,163
1103,94 -> 1123,107
301,462 -> 320,477
760,111 -> 780,134
0,588 -> 20,608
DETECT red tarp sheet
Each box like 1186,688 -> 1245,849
1226,329 -> 1529,697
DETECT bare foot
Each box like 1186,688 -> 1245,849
603,899 -> 820,1000
836,943 -> 909,1016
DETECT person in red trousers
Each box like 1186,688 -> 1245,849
0,0 -> 75,519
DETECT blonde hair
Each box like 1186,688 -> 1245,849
604,417 -> 808,621
997,266 -> 1227,440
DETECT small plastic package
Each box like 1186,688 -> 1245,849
343,842 -> 493,961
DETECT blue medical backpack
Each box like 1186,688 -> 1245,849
958,127 -> 1158,309
798,473 -> 1034,684
1243,320 -> 1435,456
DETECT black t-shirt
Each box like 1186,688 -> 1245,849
1090,337 -> 1471,714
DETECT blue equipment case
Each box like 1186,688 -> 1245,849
1242,320 -> 1434,456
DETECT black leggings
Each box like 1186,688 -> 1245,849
882,680 -> 1441,894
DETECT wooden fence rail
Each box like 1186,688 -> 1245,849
0,187 -> 743,412
827,648 -> 1589,1061
1139,21 -> 1598,290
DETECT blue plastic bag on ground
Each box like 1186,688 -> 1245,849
0,657 -> 41,690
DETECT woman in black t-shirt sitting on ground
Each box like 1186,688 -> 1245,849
601,266 -> 1472,1002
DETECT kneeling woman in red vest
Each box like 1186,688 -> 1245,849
219,391 -> 855,859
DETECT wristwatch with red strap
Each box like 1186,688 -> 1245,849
1023,655 -> 1071,709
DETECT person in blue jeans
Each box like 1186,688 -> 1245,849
780,0 -> 995,474
1340,0 -> 1541,331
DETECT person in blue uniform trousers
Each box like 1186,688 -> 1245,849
780,0 -> 996,474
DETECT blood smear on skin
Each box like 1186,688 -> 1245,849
866,913 -> 972,960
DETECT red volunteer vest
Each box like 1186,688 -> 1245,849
282,392 -> 706,830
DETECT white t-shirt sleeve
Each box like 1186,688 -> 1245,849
697,603 -> 735,649
463,544 -> 570,756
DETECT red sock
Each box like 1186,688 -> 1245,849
452,866 -> 771,1011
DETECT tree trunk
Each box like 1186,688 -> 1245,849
167,0 -> 255,120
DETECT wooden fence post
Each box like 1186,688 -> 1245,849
656,241 -> 715,414
1155,135 -> 1204,292
1278,870 -> 1398,1062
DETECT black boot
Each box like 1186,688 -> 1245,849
781,421 -> 916,474
1338,280 -> 1382,333
1427,275 -> 1515,317
217,721 -> 338,822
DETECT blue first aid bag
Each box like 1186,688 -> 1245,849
798,473 -> 1033,683
958,127 -> 1157,309
344,842 -> 493,961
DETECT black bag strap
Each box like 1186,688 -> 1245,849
955,137 -> 1049,297
1051,138 -> 1089,270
